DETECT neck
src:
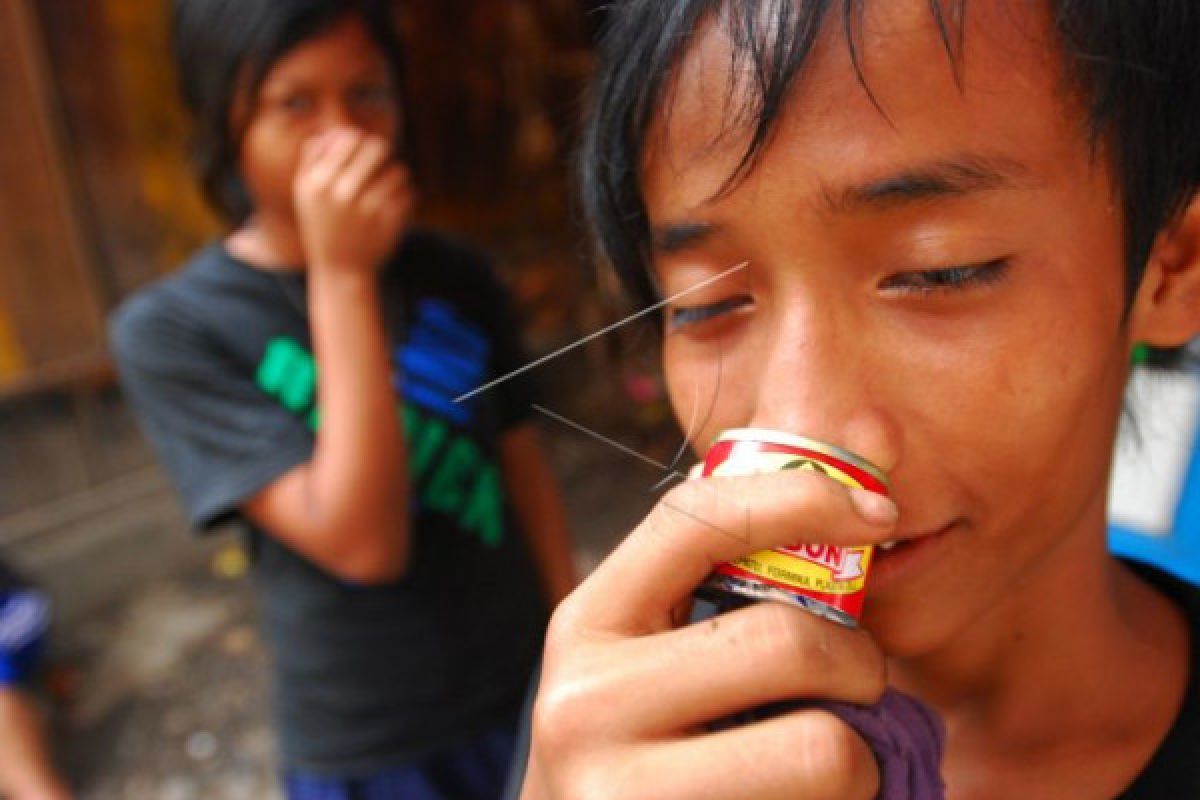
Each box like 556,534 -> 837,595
226,212 -> 306,271
890,496 -> 1189,794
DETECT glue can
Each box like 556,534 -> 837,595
694,428 -> 890,627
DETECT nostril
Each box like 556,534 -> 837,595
841,414 -> 903,475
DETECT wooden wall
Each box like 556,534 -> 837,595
0,0 -> 110,397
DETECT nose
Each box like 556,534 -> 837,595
317,100 -> 359,135
747,295 -> 903,476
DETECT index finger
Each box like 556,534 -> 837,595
572,469 -> 897,635
332,136 -> 393,199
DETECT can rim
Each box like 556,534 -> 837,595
710,427 -> 890,487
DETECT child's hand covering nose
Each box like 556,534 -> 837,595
293,127 -> 414,275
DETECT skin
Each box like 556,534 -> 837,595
0,689 -> 71,800
229,15 -> 413,583
525,2 -> 1200,798
227,17 -> 577,598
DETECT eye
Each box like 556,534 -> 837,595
278,93 -> 315,114
350,83 -> 394,109
668,295 -> 753,330
881,259 -> 1011,294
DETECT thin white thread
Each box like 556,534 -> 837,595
453,261 -> 749,403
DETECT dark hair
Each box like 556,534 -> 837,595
171,0 -> 406,222
580,0 -> 1200,320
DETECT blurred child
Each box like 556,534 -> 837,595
522,0 -> 1200,798
110,2 -> 576,797
0,560 -> 69,800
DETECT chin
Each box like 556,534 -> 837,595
860,600 -> 964,661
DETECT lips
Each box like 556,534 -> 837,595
879,518 -> 958,549
872,520 -> 960,562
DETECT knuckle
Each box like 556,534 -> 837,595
742,605 -> 886,703
531,675 -> 595,756
575,757 -> 648,800
331,181 -> 356,205
573,766 -> 621,800
660,479 -> 698,518
796,712 -> 873,796
639,494 -> 681,547
657,480 -> 727,544
544,595 -> 585,647
749,603 -> 832,674
852,631 -> 888,701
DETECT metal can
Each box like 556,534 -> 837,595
694,428 -> 890,627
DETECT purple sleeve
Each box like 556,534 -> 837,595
719,689 -> 946,799
816,689 -> 947,800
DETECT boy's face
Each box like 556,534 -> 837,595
236,16 -> 400,225
644,0 -> 1134,655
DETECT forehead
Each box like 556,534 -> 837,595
643,0 -> 1089,217
260,17 -> 390,86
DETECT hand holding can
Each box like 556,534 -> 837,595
526,446 -> 900,799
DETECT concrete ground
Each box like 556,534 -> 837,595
46,415 -> 682,799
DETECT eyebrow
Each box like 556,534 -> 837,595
650,154 -> 1033,255
825,154 -> 1033,213
652,221 -> 719,254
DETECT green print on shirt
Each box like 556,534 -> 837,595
255,336 -> 505,547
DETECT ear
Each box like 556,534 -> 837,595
1130,192 -> 1200,348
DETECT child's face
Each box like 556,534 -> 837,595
236,16 -> 400,225
644,0 -> 1136,655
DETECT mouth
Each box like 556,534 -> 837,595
868,520 -> 961,589
876,529 -> 936,553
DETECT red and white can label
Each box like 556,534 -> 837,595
698,429 -> 889,627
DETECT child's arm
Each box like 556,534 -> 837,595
244,129 -> 415,584
0,689 -> 71,800
499,424 -> 578,608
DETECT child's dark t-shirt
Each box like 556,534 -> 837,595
110,230 -> 548,774
1119,562 -> 1200,798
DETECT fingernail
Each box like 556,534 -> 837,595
850,489 -> 898,526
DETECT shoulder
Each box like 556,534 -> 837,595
108,243 -> 231,373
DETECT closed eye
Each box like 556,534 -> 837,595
668,295 -> 753,330
880,259 -> 1011,293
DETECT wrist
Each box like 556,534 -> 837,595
308,266 -> 379,299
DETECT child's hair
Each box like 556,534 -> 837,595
580,0 -> 1200,316
171,0 -> 406,223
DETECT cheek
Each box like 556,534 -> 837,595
240,124 -> 305,199
370,110 -> 401,147
925,291 -> 1126,522
663,334 -> 758,453
879,251 -> 1128,512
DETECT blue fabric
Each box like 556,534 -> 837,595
284,721 -> 517,800
0,590 -> 50,686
